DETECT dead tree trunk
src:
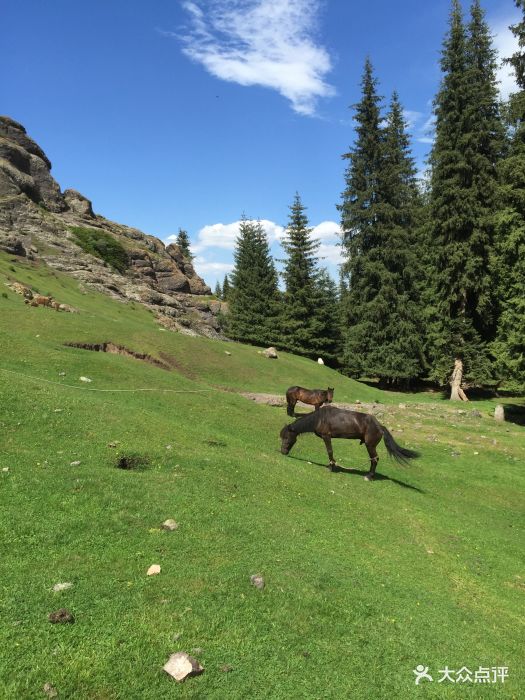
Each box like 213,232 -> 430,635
450,358 -> 469,401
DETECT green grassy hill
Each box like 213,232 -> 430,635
1,252 -> 523,699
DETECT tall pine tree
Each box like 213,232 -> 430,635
492,0 -> 525,389
428,0 -> 502,398
225,216 -> 280,346
279,194 -> 323,358
339,59 -> 383,377
339,63 -> 425,384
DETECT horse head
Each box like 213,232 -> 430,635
280,424 -> 298,454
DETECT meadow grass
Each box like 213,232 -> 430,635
0,253 -> 523,699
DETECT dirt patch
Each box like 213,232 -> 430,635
158,351 -> 197,379
65,342 -> 171,370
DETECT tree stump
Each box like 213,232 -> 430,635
450,358 -> 468,401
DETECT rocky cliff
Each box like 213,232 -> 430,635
0,116 -> 226,337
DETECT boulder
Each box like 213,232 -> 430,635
63,189 -> 95,218
494,405 -> 505,422
263,347 -> 278,359
163,652 -> 204,682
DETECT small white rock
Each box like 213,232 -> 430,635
317,357 -> 324,365
2,467 -> 9,473
52,582 -> 73,592
70,461 -> 81,466
79,376 -> 92,383
250,574 -> 265,590
162,519 -> 179,531
163,652 -> 204,682
147,564 -> 161,576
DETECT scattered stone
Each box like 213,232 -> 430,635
474,451 -> 479,455
225,351 -> 231,356
52,582 -> 73,592
457,409 -> 467,415
107,442 -> 117,448
163,652 -> 204,682
43,682 -> 58,698
165,444 -> 173,450
2,467 -> 9,473
355,399 -> 361,405
494,405 -> 505,422
79,376 -> 92,383
147,564 -> 161,576
451,451 -> 461,457
220,664 -> 234,673
250,574 -> 265,590
69,460 -> 81,466
317,357 -> 324,365
263,346 -> 278,359
161,519 -> 179,531
58,372 -> 66,376
398,403 -> 406,409
53,408 -> 63,413
48,608 -> 74,624
470,410 -> 482,418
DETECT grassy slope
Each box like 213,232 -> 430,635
0,253 -> 523,699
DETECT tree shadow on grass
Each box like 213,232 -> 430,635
501,404 -> 525,427
288,455 -> 425,493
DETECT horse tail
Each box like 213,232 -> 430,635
380,424 -> 420,465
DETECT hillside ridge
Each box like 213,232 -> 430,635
0,116 -> 225,337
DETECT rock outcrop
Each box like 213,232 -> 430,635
0,116 -> 221,337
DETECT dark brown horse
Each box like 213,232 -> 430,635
280,405 -> 419,481
286,385 -> 334,416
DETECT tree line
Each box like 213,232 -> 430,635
215,0 -> 524,398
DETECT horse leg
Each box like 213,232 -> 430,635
287,399 -> 296,417
322,436 -> 336,471
364,440 -> 379,481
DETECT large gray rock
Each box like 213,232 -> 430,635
63,188 -> 95,217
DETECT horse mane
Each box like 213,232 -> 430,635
289,410 -> 319,434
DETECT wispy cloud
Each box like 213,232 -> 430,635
492,14 -> 519,99
177,0 -> 335,116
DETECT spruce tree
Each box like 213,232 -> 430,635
279,194 -> 322,357
225,216 -> 280,346
214,281 -> 222,299
222,274 -> 231,301
175,228 -> 193,260
338,58 -> 383,377
428,0 -> 502,398
309,268 -> 343,365
492,1 -> 525,389
339,65 -> 425,383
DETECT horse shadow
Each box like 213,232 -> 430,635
288,455 -> 424,493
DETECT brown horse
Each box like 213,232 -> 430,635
280,405 -> 419,481
286,385 -> 334,416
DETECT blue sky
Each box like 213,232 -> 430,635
1,0 -> 519,287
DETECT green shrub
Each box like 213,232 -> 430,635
70,227 -> 128,274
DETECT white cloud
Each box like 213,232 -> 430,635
311,220 -> 340,241
178,0 -> 335,116
491,15 -> 520,99
188,217 -> 340,254
192,258 -> 234,276
318,242 -> 343,265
